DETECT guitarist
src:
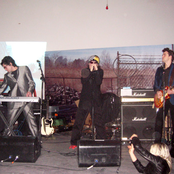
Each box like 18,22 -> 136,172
153,47 -> 174,157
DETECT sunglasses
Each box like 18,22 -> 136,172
90,61 -> 97,64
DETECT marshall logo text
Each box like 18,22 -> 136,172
132,117 -> 147,121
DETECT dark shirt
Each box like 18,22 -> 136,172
163,64 -> 171,88
79,67 -> 103,107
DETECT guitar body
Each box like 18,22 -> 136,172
41,96 -> 54,136
154,86 -> 171,108
41,117 -> 54,136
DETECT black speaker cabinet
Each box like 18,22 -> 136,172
78,140 -> 121,167
0,136 -> 41,162
121,103 -> 156,140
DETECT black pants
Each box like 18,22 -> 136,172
155,99 -> 174,145
70,100 -> 106,145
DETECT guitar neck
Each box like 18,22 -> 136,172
46,96 -> 49,119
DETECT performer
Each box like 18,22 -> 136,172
128,134 -> 171,174
69,55 -> 106,149
0,56 -> 38,137
153,47 -> 174,157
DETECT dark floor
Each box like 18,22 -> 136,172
0,131 -> 173,174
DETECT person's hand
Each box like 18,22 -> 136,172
89,63 -> 94,72
127,143 -> 137,162
130,134 -> 138,140
89,63 -> 98,71
167,88 -> 174,95
93,64 -> 98,70
26,91 -> 32,97
127,143 -> 134,154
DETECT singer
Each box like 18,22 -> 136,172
69,55 -> 106,149
0,56 -> 38,137
153,48 -> 174,157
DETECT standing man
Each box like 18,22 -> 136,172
0,56 -> 38,137
69,55 -> 106,149
153,48 -> 174,157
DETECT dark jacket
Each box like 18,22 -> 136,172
153,63 -> 174,105
79,67 -> 103,107
132,137 -> 170,174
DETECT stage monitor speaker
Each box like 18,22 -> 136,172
121,103 -> 156,140
78,140 -> 121,167
0,136 -> 41,162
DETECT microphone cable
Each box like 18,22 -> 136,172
1,155 -> 12,162
12,156 -> 19,164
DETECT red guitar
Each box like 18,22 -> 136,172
154,86 -> 171,108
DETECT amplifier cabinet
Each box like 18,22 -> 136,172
78,140 -> 121,167
121,103 -> 156,140
0,136 -> 41,162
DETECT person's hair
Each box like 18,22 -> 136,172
150,143 -> 172,172
1,56 -> 17,67
162,47 -> 174,61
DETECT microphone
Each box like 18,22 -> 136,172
162,62 -> 165,69
37,60 -> 40,62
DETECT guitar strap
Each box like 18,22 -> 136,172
169,64 -> 174,86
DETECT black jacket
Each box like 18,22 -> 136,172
79,68 -> 103,107
132,137 -> 170,174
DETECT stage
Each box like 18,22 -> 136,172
0,131 -> 173,174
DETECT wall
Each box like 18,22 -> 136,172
0,0 -> 174,51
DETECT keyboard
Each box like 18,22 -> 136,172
0,97 -> 40,103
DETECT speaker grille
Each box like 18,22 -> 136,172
121,103 -> 156,140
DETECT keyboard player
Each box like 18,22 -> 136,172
0,56 -> 38,137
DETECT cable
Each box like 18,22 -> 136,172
116,166 -> 120,174
87,159 -> 98,170
1,155 -> 12,162
12,156 -> 19,164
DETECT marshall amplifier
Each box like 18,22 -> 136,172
121,89 -> 155,103
78,140 -> 121,167
121,89 -> 156,141
121,103 -> 156,140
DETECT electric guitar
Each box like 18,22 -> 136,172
41,96 -> 54,136
154,86 -> 172,108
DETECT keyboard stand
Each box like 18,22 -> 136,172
0,102 -> 33,136
0,110 -> 16,136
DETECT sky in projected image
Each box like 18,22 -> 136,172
0,42 -> 47,98
48,44 -> 173,64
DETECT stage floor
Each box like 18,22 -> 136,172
0,131 -> 174,174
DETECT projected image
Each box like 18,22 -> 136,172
0,42 -> 47,98
45,44 -> 173,103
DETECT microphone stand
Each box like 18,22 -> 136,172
91,70 -> 96,140
162,72 -> 166,142
91,96 -> 95,140
162,64 -> 166,143
37,60 -> 45,143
